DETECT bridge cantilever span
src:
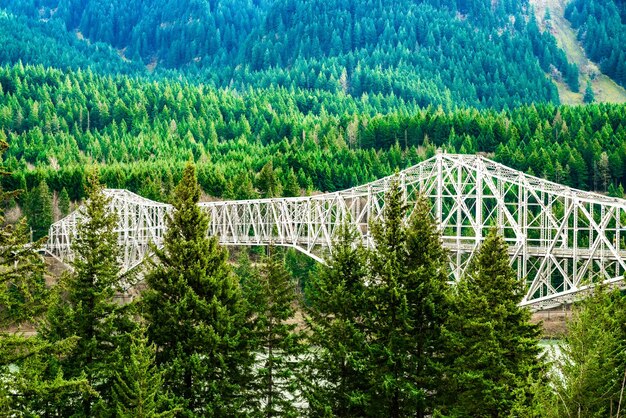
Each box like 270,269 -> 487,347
46,153 -> 626,310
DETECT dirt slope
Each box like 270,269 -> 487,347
530,0 -> 626,104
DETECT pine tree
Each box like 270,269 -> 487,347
112,327 -> 177,418
365,179 -> 450,417
584,80 -> 595,103
142,162 -> 253,416
304,223 -> 370,417
257,160 -> 282,198
440,229 -> 543,417
0,143 -> 89,416
0,211 -> 48,328
42,172 -> 131,416
58,186 -> 71,217
283,168 -> 301,197
0,335 -> 92,417
25,180 -> 53,241
403,193 -> 450,416
245,249 -> 303,417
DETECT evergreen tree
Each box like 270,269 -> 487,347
366,179 -> 410,417
365,180 -> 450,417
304,223 -> 370,417
42,172 -> 131,416
584,80 -> 595,103
439,229 -> 543,417
59,186 -> 71,217
0,141 -> 89,416
245,249 -> 304,417
548,287 -> 626,417
0,210 -> 47,327
0,335 -> 92,416
112,327 -> 177,418
235,172 -> 259,200
257,160 -> 282,198
142,162 -> 253,416
403,193 -> 450,416
284,169 -> 301,197
25,180 -> 53,241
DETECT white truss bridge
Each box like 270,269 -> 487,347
45,153 -> 626,310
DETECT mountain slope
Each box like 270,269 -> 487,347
565,0 -> 626,88
0,9 -> 140,74
0,0 -> 584,109
235,0 -> 566,109
530,0 -> 626,104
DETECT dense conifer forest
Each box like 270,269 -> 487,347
1,64 -> 625,238
0,0 -> 580,108
1,0 -> 626,415
565,0 -> 626,88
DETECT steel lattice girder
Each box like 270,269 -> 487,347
45,153 -> 626,310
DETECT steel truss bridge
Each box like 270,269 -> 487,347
46,153 -> 626,310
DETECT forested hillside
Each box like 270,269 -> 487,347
2,64 -> 625,237
0,10 -> 140,74
1,1 -> 626,417
565,0 -> 626,88
0,0 -> 581,109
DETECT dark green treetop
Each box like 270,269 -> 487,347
440,229 -> 543,417
142,162 -> 253,416
304,222 -> 370,417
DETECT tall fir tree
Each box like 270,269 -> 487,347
58,187 -> 71,217
365,179 -> 450,417
112,327 -> 177,418
584,80 -> 595,103
25,180 -> 53,241
0,139 -> 89,416
244,249 -> 304,417
439,229 -> 543,417
304,223 -> 370,417
403,193 -> 450,417
257,160 -> 282,198
366,178 -> 409,417
0,334 -> 93,416
0,208 -> 48,328
42,172 -> 133,416
142,162 -> 253,417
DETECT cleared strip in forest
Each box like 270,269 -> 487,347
530,0 -> 626,104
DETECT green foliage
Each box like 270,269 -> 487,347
548,288 -> 626,417
0,0 -> 578,108
58,186 -> 71,217
0,334 -> 93,417
584,81 -> 596,104
439,230 -> 543,417
0,142 -> 89,417
244,249 -> 304,417
0,210 -> 47,328
304,223 -> 370,417
41,171 -> 132,416
257,160 -> 282,198
142,162 -> 253,416
2,65 -> 626,200
365,180 -> 450,417
566,0 -> 626,88
24,180 -> 53,240
112,327 -> 177,418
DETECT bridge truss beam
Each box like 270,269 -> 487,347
46,154 -> 626,310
